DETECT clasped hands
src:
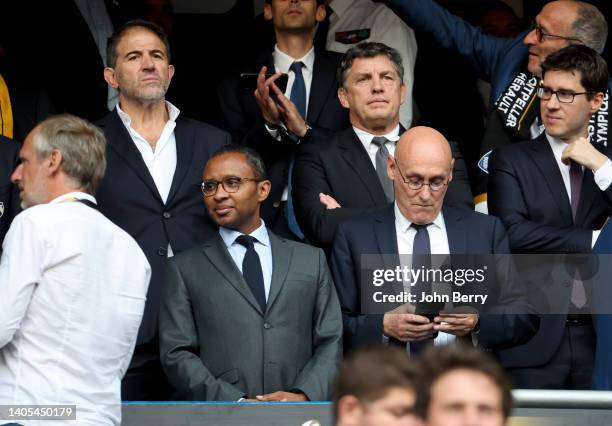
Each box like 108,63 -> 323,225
254,66 -> 308,138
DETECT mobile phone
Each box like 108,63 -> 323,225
239,73 -> 289,95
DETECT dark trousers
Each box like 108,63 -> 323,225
508,321 -> 595,389
121,340 -> 170,401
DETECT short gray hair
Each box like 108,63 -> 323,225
33,114 -> 107,194
337,42 -> 404,87
570,2 -> 608,54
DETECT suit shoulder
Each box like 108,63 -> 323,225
0,136 -> 20,155
168,243 -> 209,267
490,139 -> 532,164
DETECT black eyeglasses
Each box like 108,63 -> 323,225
537,86 -> 592,103
531,22 -> 583,44
201,176 -> 262,197
393,158 -> 448,191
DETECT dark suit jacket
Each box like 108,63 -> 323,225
293,127 -> 474,247
488,133 -> 612,368
592,223 -> 612,390
330,204 -> 535,356
0,136 -> 20,248
95,111 -> 229,350
159,231 -> 342,401
218,48 -> 349,224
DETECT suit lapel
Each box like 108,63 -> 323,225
202,234 -> 264,315
338,129 -> 388,205
166,118 -> 195,205
104,111 -> 164,203
266,232 -> 293,312
528,135 -> 573,224
307,49 -> 336,123
443,206 -> 467,254
374,205 -> 400,270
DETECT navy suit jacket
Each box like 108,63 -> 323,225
0,136 -> 20,249
488,133 -> 612,369
218,48 -> 349,225
95,111 -> 229,350
293,127 -> 474,248
591,223 -> 612,390
330,204 -> 535,357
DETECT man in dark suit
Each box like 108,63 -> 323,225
159,145 -> 342,401
0,136 -> 20,249
95,20 -> 229,400
331,126 -> 534,355
293,42 -> 473,248
218,0 -> 349,240
488,45 -> 612,389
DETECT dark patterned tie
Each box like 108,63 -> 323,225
235,235 -> 266,311
371,136 -> 395,202
569,160 -> 583,223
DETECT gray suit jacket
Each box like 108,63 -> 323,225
159,230 -> 342,401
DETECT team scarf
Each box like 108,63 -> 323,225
480,70 -> 610,175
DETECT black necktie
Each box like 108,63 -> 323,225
235,235 -> 266,311
411,223 -> 436,353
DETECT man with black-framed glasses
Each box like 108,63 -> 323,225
330,126 -> 536,355
488,45 -> 612,389
385,0 -> 609,213
159,144 -> 342,401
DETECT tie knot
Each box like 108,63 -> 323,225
236,234 -> 256,249
412,223 -> 430,232
290,61 -> 304,74
569,160 -> 582,172
371,136 -> 389,148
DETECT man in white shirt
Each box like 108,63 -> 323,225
324,0 -> 417,129
96,19 -> 229,400
488,45 -> 612,389
0,114 -> 151,425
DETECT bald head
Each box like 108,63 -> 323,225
388,127 -> 453,224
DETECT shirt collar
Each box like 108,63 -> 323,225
394,202 -> 445,234
354,124 -> 401,146
116,100 -> 180,128
49,192 -> 97,205
273,44 -> 315,74
328,0 -> 351,17
219,220 -> 270,249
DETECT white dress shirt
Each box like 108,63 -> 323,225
394,202 -> 455,348
545,132 -> 612,247
354,124 -> 401,170
219,220 -> 273,301
326,0 -> 417,128
0,192 -> 151,426
117,101 -> 180,255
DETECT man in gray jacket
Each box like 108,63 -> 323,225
159,144 -> 342,401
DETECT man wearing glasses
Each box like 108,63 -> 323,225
488,45 -> 611,389
330,126 -> 535,355
159,144 -> 342,401
385,0 -> 608,212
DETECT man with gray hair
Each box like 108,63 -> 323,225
293,41 -> 473,248
0,115 -> 151,425
386,0 -> 609,212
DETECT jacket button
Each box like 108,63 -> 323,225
157,247 -> 168,256
163,211 -> 171,219
263,323 -> 271,329
273,201 -> 280,208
